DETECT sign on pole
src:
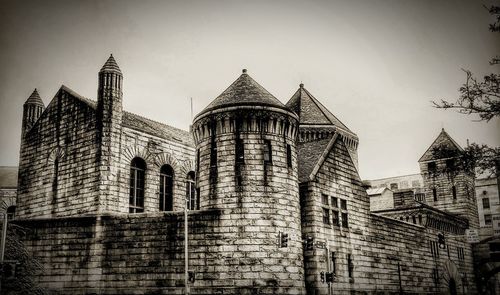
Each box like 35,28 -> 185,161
465,229 -> 480,243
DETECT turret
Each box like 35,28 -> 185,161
22,89 -> 45,137
96,54 -> 123,210
191,69 -> 305,293
418,128 -> 479,228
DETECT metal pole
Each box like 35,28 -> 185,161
326,246 -> 332,295
185,184 -> 190,295
0,212 -> 8,293
398,262 -> 403,295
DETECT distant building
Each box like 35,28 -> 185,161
0,166 -> 18,219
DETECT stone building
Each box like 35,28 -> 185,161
5,55 -> 481,294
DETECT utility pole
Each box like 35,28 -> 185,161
185,189 -> 190,295
0,212 -> 8,293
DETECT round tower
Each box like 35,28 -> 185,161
22,88 -> 45,137
192,69 -> 305,293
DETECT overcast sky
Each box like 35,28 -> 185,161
0,0 -> 498,180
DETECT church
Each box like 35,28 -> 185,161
7,55 -> 479,294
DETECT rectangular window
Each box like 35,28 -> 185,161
433,188 -> 437,201
342,212 -> 349,228
390,183 -> 398,190
485,214 -> 492,226
323,208 -> 330,224
331,197 -> 338,208
321,194 -> 329,205
446,159 -> 455,170
341,199 -> 347,210
347,254 -> 353,278
457,247 -> 465,262
263,140 -> 272,164
489,243 -> 500,252
428,162 -> 437,173
483,198 -> 490,209
210,139 -> 218,185
235,138 -> 244,164
286,144 -> 292,168
430,240 -> 439,258
332,210 -> 339,226
452,186 -> 457,199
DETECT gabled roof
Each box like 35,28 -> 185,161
286,84 -> 353,135
418,128 -> 463,162
197,70 -> 287,117
366,187 -> 392,195
100,54 -> 122,74
297,137 -> 333,183
25,89 -> 44,106
56,85 -> 193,146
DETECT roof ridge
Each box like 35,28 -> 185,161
123,110 -> 190,134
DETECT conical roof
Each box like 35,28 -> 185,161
286,84 -> 352,133
25,88 -> 44,106
198,69 -> 288,116
100,54 -> 122,74
418,129 -> 464,162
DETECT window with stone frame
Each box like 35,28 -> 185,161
485,214 -> 492,226
483,198 -> 490,209
322,208 -> 330,224
186,171 -> 198,210
347,254 -> 354,278
428,161 -> 437,173
331,196 -> 338,208
159,164 -> 174,211
263,140 -> 272,165
286,144 -> 292,168
332,210 -> 340,226
6,206 -> 16,220
452,185 -> 457,199
209,128 -> 218,185
321,194 -> 329,205
430,240 -> 439,258
330,251 -> 336,275
129,157 -> 146,213
340,199 -> 349,228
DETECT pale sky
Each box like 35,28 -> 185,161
0,0 -> 498,180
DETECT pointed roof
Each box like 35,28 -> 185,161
418,128 -> 464,162
25,88 -> 44,106
197,69 -> 288,117
100,54 -> 122,74
286,84 -> 353,133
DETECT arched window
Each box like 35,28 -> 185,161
186,171 -> 198,210
6,206 -> 16,220
159,165 -> 174,211
129,157 -> 146,213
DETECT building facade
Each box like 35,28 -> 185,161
4,55 -> 482,294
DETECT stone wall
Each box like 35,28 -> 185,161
17,88 -> 100,218
301,136 -> 477,294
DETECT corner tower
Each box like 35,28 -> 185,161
22,89 -> 45,138
192,70 -> 305,293
97,54 -> 123,210
419,129 -> 479,228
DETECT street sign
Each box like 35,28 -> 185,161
465,229 -> 479,243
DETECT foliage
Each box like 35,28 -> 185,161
431,143 -> 499,177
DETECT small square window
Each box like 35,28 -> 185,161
321,194 -> 329,205
341,199 -> 347,210
331,197 -> 338,208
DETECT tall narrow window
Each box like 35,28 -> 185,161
263,140 -> 272,164
322,208 -> 330,224
286,144 -> 292,168
210,137 -> 218,185
452,186 -> 457,199
433,188 -> 437,201
332,210 -> 339,226
129,157 -> 146,213
347,254 -> 354,278
186,171 -> 197,210
342,212 -> 349,228
6,206 -> 16,220
483,198 -> 490,209
235,138 -> 244,164
330,252 -> 336,275
159,165 -> 174,211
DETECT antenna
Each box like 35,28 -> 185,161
190,97 -> 193,121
